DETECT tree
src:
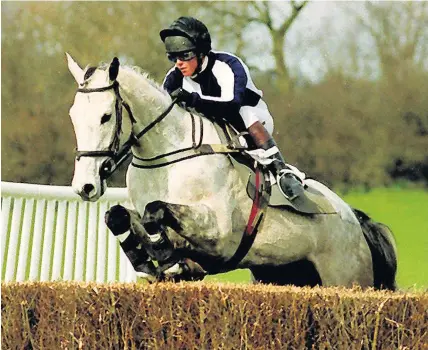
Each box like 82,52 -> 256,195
200,1 -> 309,92
343,1 -> 428,83
2,1 -> 427,188
1,2 -> 171,185
298,1 -> 428,186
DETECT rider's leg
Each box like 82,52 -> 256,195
247,121 -> 304,200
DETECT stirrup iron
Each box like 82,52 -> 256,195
276,170 -> 303,201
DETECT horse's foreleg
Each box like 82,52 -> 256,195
107,204 -> 207,282
105,205 -> 157,282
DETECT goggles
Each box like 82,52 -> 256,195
167,50 -> 197,63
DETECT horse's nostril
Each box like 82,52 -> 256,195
82,184 -> 95,195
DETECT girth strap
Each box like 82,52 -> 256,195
210,164 -> 271,273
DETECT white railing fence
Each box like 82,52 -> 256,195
1,182 -> 137,283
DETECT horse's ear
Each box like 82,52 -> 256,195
109,57 -> 120,81
66,52 -> 84,85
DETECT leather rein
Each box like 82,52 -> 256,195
74,80 -> 242,179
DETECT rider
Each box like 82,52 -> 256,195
160,16 -> 304,200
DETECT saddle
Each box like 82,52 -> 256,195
215,121 -> 337,215
131,110 -> 336,216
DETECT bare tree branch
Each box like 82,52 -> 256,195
291,0 -> 307,12
210,1 -> 310,92
253,1 -> 273,29
278,0 -> 309,35
343,1 -> 428,82
210,7 -> 265,25
251,2 -> 266,18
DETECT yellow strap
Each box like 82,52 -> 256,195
206,144 -> 241,153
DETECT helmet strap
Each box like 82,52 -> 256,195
193,53 -> 206,76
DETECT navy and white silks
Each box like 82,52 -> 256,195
162,50 -> 274,133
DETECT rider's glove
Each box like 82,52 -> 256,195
170,88 -> 194,106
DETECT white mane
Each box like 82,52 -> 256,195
114,63 -> 208,147
123,65 -> 168,96
81,62 -> 171,111
117,64 -> 171,108
112,62 -> 212,156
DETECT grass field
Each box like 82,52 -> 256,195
206,188 -> 428,290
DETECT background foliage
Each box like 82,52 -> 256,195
2,1 -> 428,188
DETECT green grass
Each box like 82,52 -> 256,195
344,188 -> 428,290
206,188 -> 428,289
205,269 -> 251,284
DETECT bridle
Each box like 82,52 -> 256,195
75,81 -> 127,161
74,78 -> 268,271
74,80 -> 178,179
73,77 -> 248,180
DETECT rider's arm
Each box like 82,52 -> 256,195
188,56 -> 248,118
162,67 -> 183,95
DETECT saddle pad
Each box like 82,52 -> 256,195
228,154 -> 337,215
246,172 -> 337,215
217,123 -> 338,215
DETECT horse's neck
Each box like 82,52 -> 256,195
117,68 -> 219,157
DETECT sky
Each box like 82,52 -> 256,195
235,1 -> 355,80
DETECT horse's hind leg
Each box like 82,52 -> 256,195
157,258 -> 207,282
142,201 -> 232,276
105,205 -> 157,282
141,200 -> 208,281
142,200 -> 232,253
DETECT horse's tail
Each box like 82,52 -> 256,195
352,208 -> 398,291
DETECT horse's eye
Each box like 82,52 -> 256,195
101,113 -> 112,124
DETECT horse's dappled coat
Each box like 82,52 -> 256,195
67,53 -> 397,289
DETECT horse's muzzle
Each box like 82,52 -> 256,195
73,182 -> 98,201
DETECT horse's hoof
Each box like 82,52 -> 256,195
136,271 -> 158,283
162,262 -> 182,276
160,259 -> 207,282
105,205 -> 131,235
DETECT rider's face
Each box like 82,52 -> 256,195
175,57 -> 198,77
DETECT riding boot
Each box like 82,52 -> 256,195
248,121 -> 304,201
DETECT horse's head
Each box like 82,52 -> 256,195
66,53 -> 131,201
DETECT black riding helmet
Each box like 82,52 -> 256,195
160,16 -> 211,55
